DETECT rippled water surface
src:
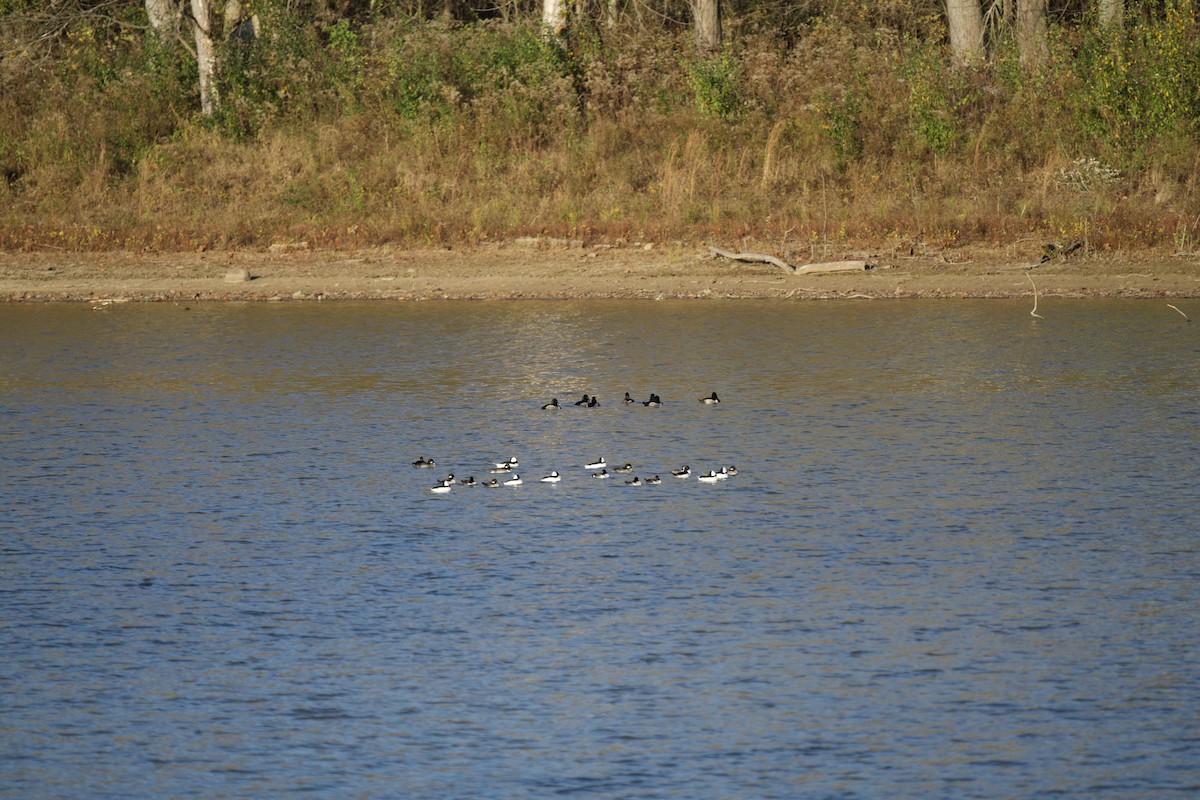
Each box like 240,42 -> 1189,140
2,299 -> 1199,799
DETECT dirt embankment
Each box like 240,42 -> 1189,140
2,240 -> 1198,302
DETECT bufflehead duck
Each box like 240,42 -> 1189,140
726,466 -> 738,476
625,476 -> 643,486
671,466 -> 691,478
715,467 -> 730,480
489,465 -> 513,474
587,396 -> 600,407
503,474 -> 523,486
413,456 -> 435,468
591,469 -> 610,479
699,392 -> 720,404
584,458 -> 606,469
540,471 -> 561,483
646,475 -> 662,485
429,483 -> 452,493
483,478 -> 501,488
574,394 -> 591,406
697,471 -> 721,483
459,476 -> 476,486
642,393 -> 662,407
495,457 -> 519,468
623,392 -> 635,404
541,398 -> 560,410
613,463 -> 634,473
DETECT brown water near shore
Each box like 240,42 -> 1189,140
2,241 -> 1198,302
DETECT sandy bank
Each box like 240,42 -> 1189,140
2,241 -> 1198,302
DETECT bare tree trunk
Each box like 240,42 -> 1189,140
190,0 -> 219,115
693,0 -> 721,56
945,0 -> 984,65
543,0 -> 568,42
145,0 -> 182,34
1099,0 -> 1123,31
1016,0 -> 1049,70
606,0 -> 618,28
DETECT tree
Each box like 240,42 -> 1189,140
1099,0 -> 1123,31
543,0 -> 568,43
693,0 -> 721,56
946,0 -> 985,65
144,0 -> 219,115
1016,0 -> 1048,70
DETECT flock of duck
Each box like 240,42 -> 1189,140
416,390 -> 730,494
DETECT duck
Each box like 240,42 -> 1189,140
625,476 -> 643,486
587,396 -> 600,407
540,471 -> 561,483
483,478 -> 501,488
495,457 -> 519,468
671,466 -> 691,478
459,476 -> 476,486
437,474 -> 456,486
612,463 -> 634,473
697,471 -> 721,483
574,394 -> 592,406
726,466 -> 738,476
591,469 -> 610,479
715,467 -> 730,480
623,392 -> 635,404
503,474 -> 523,486
541,398 -> 560,410
489,465 -> 513,474
699,391 -> 720,404
412,456 -> 436,468
429,483 -> 452,493
584,458 -> 606,469
642,393 -> 662,407
646,475 -> 662,485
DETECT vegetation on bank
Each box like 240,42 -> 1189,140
1,0 -> 1198,256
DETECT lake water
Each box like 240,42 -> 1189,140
2,299 -> 1198,799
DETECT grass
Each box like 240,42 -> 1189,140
0,5 -> 1198,255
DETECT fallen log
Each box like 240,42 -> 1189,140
709,245 -> 874,275
708,245 -> 794,273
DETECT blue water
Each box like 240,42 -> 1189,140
2,299 -> 1198,798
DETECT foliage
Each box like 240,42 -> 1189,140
686,52 -> 742,118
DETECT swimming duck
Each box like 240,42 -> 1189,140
541,398 -> 560,410
483,478 -> 500,488
623,392 -> 635,404
489,465 -> 513,474
726,466 -> 738,476
429,483 -> 452,493
646,476 -> 662,485
587,396 -> 600,407
642,393 -> 662,407
591,469 -> 610,479
437,474 -> 456,486
540,471 -> 561,483
459,476 -> 476,486
495,457 -> 519,468
612,463 -> 634,473
625,476 -> 643,486
574,394 -> 592,406
697,471 -> 721,483
699,392 -> 720,404
503,474 -> 523,486
584,458 -> 606,469
671,466 -> 691,478
715,467 -> 730,480
412,456 -> 435,468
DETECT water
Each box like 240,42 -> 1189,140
2,299 -> 1198,799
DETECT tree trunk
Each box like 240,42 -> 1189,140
693,0 -> 721,56
1016,0 -> 1049,70
145,0 -> 182,34
1099,0 -> 1123,31
543,0 -> 568,42
945,0 -> 984,65
190,0 -> 219,115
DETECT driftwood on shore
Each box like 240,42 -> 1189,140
708,245 -> 873,275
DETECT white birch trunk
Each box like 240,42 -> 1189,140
145,0 -> 182,34
945,0 -> 984,65
190,0 -> 219,115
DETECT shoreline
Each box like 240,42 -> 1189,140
2,242 -> 1199,302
